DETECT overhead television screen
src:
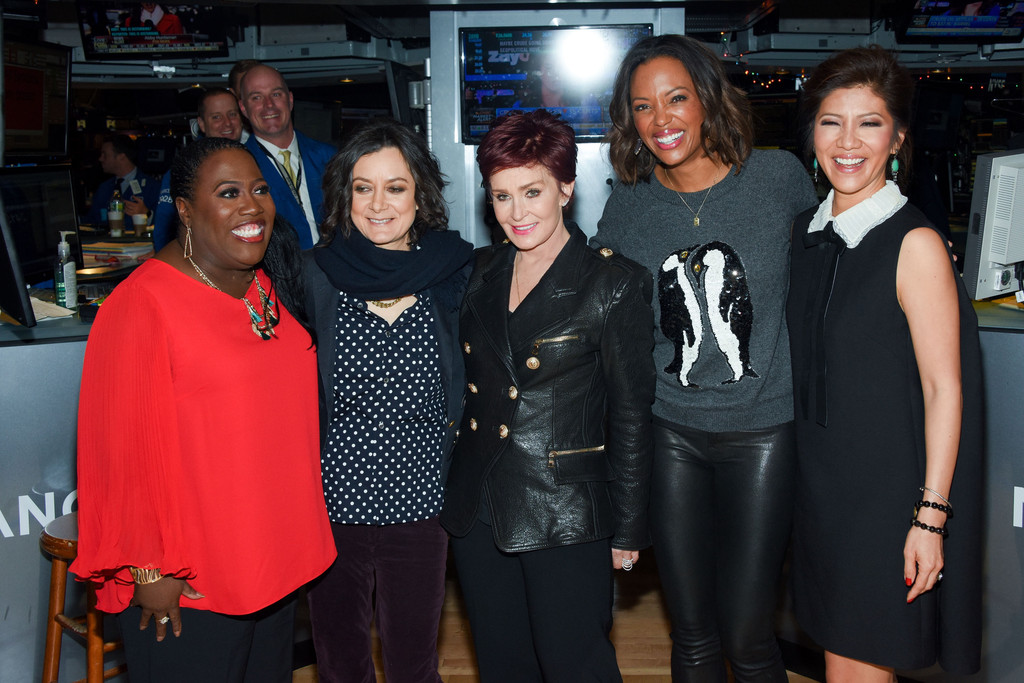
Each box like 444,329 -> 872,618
2,40 -> 70,160
77,2 -> 228,60
900,1 -> 1024,43
460,24 -> 653,144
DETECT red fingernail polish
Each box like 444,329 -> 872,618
906,578 -> 912,586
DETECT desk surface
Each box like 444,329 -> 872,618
0,314 -> 91,346
3,300 -> 1023,347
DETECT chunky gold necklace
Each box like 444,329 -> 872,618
368,296 -> 406,308
187,257 -> 279,340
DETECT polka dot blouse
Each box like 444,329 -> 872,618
322,291 -> 447,525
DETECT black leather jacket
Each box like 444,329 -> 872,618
440,225 -> 656,552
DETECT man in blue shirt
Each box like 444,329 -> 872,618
84,134 -> 160,226
238,65 -> 335,249
151,88 -> 243,250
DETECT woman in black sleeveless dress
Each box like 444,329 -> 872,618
787,46 -> 982,682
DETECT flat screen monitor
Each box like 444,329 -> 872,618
77,2 -> 229,61
460,24 -> 653,144
2,40 -> 71,161
963,150 -> 1024,300
899,1 -> 1024,43
0,165 -> 83,288
0,204 -> 35,327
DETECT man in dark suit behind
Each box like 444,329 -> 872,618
238,65 -> 335,249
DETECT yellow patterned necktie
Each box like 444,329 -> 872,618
278,150 -> 297,187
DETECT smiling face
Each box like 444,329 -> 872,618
488,164 -> 573,259
239,66 -> 294,147
175,148 -> 275,278
629,56 -> 708,173
813,85 -> 905,215
198,92 -> 242,141
350,146 -> 418,252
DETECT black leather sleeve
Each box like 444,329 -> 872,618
600,261 -> 656,549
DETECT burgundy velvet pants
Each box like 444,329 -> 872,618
306,516 -> 448,683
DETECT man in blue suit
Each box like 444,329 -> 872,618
84,134 -> 160,226
239,65 -> 336,249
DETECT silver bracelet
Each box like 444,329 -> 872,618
920,486 -> 952,509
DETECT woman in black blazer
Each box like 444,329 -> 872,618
440,110 -> 656,682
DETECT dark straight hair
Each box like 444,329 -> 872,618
798,45 -> 914,191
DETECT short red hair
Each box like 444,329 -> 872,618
476,110 -> 577,189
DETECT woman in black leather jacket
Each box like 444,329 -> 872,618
440,110 -> 656,683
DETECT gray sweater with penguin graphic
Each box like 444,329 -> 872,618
594,148 -> 817,432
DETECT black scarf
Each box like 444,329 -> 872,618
313,228 -> 474,305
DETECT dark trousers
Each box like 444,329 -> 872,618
117,594 -> 296,683
307,517 -> 448,683
650,419 -> 796,683
450,520 -> 622,683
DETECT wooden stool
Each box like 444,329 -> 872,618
40,512 -> 126,683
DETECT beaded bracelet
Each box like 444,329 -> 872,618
915,499 -> 954,519
911,519 -> 948,538
128,567 -> 164,584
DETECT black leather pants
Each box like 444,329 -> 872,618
650,418 -> 796,683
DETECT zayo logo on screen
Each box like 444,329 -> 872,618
0,489 -> 77,539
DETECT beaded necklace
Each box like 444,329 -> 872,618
187,257 -> 280,340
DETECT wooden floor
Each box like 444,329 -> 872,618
292,556 -> 818,683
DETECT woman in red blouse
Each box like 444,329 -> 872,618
72,137 -> 336,682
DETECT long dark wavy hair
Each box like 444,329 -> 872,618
606,34 -> 754,185
170,136 -> 309,335
319,118 -> 449,246
798,45 -> 914,192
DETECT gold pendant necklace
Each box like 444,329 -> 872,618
671,167 -> 723,227
187,257 -> 279,340
368,296 -> 406,308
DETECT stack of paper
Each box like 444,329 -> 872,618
82,241 -> 154,268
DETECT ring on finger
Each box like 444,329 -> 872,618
621,558 -> 633,571
158,616 -> 170,625
937,571 -> 943,581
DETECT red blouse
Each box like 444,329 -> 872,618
71,259 -> 336,615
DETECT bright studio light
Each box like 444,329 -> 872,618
549,30 -> 615,90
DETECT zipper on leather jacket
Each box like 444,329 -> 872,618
547,444 -> 605,468
532,334 -> 579,354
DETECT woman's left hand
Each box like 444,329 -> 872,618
904,511 -> 945,603
612,548 -> 640,571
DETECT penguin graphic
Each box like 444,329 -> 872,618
691,241 -> 758,383
659,247 -> 703,388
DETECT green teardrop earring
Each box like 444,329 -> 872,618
812,158 -> 819,184
891,156 -> 900,184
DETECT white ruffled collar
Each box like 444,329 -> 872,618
807,181 -> 907,248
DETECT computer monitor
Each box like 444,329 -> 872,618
898,0 -> 1024,44
963,150 -> 1024,300
459,24 -> 653,144
77,1 -> 229,61
0,202 -> 35,327
0,165 -> 83,288
2,40 -> 71,162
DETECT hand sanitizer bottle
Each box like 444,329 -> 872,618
54,231 -> 78,311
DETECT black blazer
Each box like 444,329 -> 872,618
440,224 -> 656,552
303,251 -> 470,481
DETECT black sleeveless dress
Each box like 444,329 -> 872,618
787,201 -> 982,674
